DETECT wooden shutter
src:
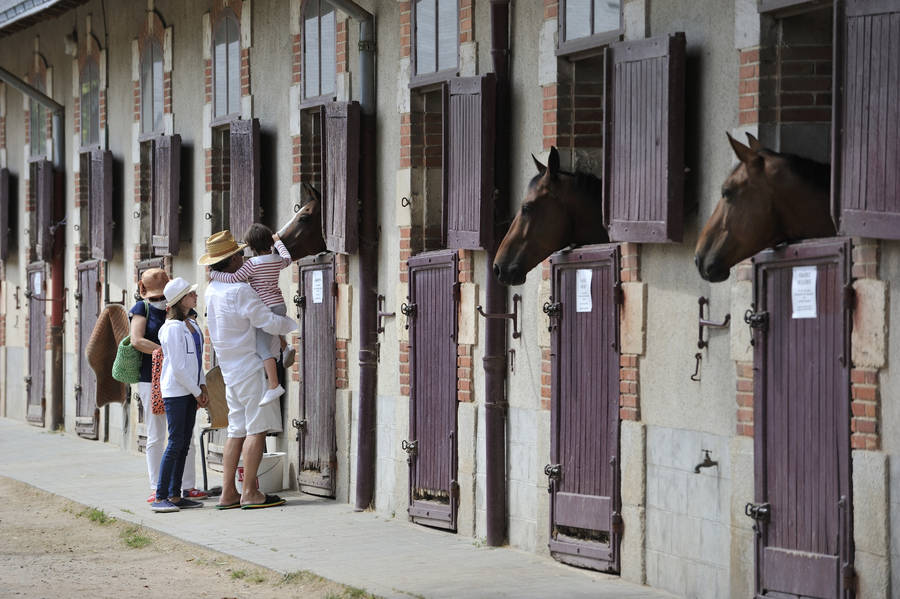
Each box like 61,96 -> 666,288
832,0 -> 900,239
324,101 -> 360,254
229,118 -> 260,242
604,32 -> 685,243
33,159 -> 53,262
152,134 -> 181,256
90,148 -> 113,261
0,168 -> 9,262
446,74 -> 496,250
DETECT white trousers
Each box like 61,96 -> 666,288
139,382 -> 197,492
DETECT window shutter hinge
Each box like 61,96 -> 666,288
450,480 -> 459,501
842,563 -> 857,592
332,280 -> 338,298
453,281 -> 460,303
614,282 -> 624,305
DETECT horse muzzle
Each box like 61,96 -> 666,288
695,253 -> 730,283
493,262 -> 527,286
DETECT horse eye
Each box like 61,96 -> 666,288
299,213 -> 311,222
521,203 -> 534,215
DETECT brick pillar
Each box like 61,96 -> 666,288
850,238 -> 881,450
618,243 -> 641,421
457,250 -> 474,403
735,259 -> 754,436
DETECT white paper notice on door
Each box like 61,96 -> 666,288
576,269 -> 592,313
791,265 -> 817,319
311,270 -> 324,304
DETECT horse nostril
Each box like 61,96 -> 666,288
694,255 -> 700,268
493,263 -> 501,277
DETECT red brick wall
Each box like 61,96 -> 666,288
457,250 -> 473,403
335,254 -> 349,389
850,239 -> 880,450
775,44 -> 831,124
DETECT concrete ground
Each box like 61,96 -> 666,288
0,417 -> 675,599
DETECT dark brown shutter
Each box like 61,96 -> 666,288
152,134 -> 181,256
446,74 -> 496,250
604,32 -> 685,243
832,0 -> 900,239
0,168 -> 9,261
324,101 -> 360,254
34,159 -> 53,262
90,148 -> 113,261
229,118 -> 261,242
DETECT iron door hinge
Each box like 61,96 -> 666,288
842,563 -> 857,592
614,282 -> 624,305
611,512 -> 624,536
332,281 -> 339,298
400,302 -> 417,329
291,418 -> 307,441
450,479 -> 459,501
843,284 -> 855,312
452,282 -> 460,303
293,294 -> 306,309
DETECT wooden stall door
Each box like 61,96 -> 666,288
75,261 -> 101,439
407,250 -> 458,531
26,263 -> 46,425
297,255 -> 337,497
547,244 -> 622,572
750,238 -> 854,599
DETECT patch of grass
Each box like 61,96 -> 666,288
120,508 -> 134,515
249,572 -> 266,583
343,587 -> 375,599
78,507 -> 114,525
231,569 -> 248,580
121,525 -> 152,548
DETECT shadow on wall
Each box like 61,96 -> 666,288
179,142 -> 194,243
8,173 -> 19,257
682,48 -> 704,224
260,126 -> 277,231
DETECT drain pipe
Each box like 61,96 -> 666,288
484,0 -> 511,546
329,0 -> 378,511
0,66 -> 65,431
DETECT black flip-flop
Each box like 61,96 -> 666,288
240,494 -> 286,509
215,501 -> 241,510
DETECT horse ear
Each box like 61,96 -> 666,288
532,153 -> 547,176
548,146 -> 560,177
745,132 -> 763,151
727,132 -> 758,164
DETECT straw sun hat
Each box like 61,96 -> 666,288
139,267 -> 169,299
198,230 -> 247,266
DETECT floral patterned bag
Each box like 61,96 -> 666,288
151,348 -> 165,415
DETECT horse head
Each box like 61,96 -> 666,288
694,133 -> 834,282
493,146 -> 608,286
277,182 -> 327,259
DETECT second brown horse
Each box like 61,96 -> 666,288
694,133 -> 835,282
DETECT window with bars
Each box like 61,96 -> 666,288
80,58 -> 100,147
558,0 -> 622,55
303,0 -> 336,101
213,11 -> 241,118
140,40 -> 164,134
29,77 -> 47,158
413,0 -> 458,79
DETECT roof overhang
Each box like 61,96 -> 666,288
0,0 -> 90,38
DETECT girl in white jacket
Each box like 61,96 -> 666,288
151,278 -> 210,513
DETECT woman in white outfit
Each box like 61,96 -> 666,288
129,268 -> 206,503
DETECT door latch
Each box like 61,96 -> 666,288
291,418 -> 307,441
400,302 -> 417,330
401,439 -> 418,464
743,309 -> 769,332
744,501 -> 770,522
542,301 -> 561,332
544,463 -> 561,493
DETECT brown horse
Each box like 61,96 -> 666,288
277,181 -> 327,259
694,133 -> 835,282
493,146 -> 608,286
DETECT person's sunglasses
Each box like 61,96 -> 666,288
147,295 -> 166,302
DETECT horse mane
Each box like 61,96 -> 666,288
528,169 -> 603,202
761,149 -> 830,193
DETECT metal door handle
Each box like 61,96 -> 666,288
744,501 -> 770,522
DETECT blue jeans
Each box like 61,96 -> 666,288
156,394 -> 198,500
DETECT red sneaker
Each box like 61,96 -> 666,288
146,492 -> 156,503
183,488 -> 209,500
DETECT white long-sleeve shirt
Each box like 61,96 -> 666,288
205,280 -> 298,386
158,318 -> 206,398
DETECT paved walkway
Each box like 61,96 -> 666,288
0,418 -> 675,598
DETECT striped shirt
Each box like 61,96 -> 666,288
209,240 -> 292,307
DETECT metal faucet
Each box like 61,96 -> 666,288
694,449 -> 718,474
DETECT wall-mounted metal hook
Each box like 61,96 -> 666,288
400,196 -> 411,208
204,212 -> 212,220
293,203 -> 301,213
508,348 -> 516,373
14,285 -> 21,309
476,293 -> 522,339
690,352 -> 702,382
376,294 -> 395,334
697,296 -> 730,349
